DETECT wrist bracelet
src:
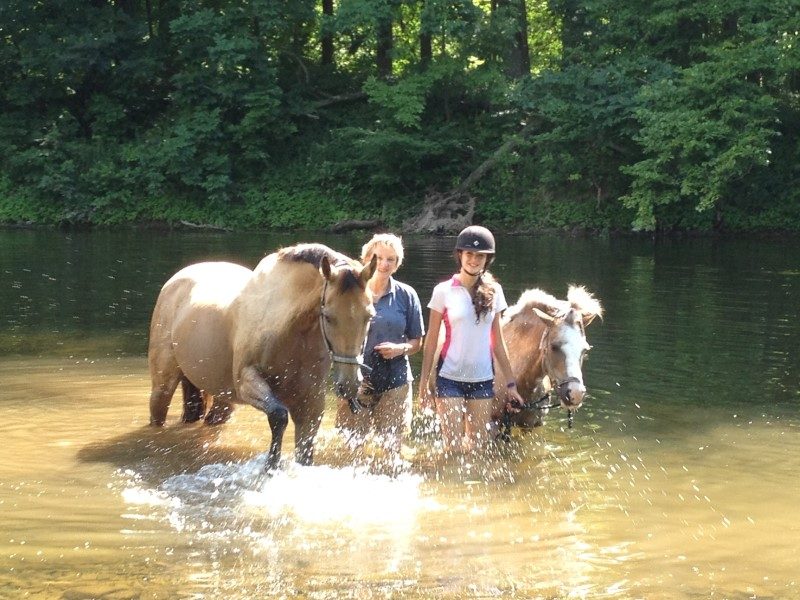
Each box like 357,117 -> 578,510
506,381 -> 517,389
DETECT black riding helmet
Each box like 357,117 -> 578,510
455,225 -> 495,254
454,225 -> 495,271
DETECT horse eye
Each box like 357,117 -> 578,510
550,343 -> 560,352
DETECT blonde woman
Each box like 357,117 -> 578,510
417,226 -> 523,453
336,233 -> 424,453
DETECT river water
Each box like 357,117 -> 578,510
0,229 -> 798,599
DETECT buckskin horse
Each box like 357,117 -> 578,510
493,285 -> 603,431
147,243 -> 377,470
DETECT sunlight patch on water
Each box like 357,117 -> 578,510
242,463 -> 428,526
118,456 -> 434,538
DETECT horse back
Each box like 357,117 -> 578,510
150,262 -> 253,393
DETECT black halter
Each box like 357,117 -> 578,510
520,376 -> 582,429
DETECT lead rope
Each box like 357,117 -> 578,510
500,389 -> 572,442
524,389 -> 575,429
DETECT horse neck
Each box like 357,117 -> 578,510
506,314 -> 549,397
290,268 -> 327,332
253,261 -> 324,333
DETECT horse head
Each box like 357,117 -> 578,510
534,285 -> 603,410
319,253 -> 377,407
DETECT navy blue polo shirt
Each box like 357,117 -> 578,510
362,277 -> 425,393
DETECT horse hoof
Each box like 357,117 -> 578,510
204,405 -> 233,425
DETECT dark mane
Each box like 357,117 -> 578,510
278,243 -> 364,293
277,243 -> 352,269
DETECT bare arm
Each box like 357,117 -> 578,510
491,313 -> 524,406
417,309 -> 443,412
373,336 -> 422,359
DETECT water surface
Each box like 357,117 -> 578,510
0,230 -> 798,599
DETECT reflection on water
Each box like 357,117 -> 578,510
0,231 -> 799,598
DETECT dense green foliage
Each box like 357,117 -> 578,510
1,0 -> 798,231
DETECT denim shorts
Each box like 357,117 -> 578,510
435,375 -> 494,400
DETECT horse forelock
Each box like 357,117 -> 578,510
335,268 -> 366,294
567,285 -> 603,319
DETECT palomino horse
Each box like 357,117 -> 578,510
147,243 -> 377,470
493,285 -> 603,430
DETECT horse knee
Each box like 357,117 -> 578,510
268,405 -> 289,432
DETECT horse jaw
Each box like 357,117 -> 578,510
332,362 -> 362,405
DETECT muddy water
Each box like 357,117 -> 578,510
0,230 -> 798,598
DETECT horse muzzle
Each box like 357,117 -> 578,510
557,378 -> 586,409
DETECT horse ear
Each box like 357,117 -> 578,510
320,255 -> 333,280
532,307 -> 556,324
582,312 -> 599,326
360,253 -> 377,284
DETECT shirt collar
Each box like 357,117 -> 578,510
375,276 -> 398,300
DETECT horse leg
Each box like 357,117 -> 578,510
238,366 -> 289,471
149,363 -> 182,426
293,413 -> 323,466
264,399 -> 289,470
181,377 -> 205,423
148,329 -> 184,425
205,393 -> 234,425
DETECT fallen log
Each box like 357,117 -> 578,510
329,218 -> 383,233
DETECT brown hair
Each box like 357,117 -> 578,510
454,250 -> 496,322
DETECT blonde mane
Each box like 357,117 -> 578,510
505,285 -> 603,322
506,288 -> 569,320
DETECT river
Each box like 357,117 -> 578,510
0,229 -> 798,599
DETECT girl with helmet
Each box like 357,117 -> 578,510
417,225 -> 523,453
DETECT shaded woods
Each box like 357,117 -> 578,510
0,1 -> 798,232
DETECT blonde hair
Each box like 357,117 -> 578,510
361,233 -> 405,269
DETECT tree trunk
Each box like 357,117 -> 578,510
493,0 -> 530,78
145,0 -> 154,38
321,0 -> 335,66
419,0 -> 432,69
376,16 -> 393,78
420,31 -> 432,69
510,0 -> 530,77
549,0 -> 587,66
403,121 -> 539,233
455,120 -> 537,194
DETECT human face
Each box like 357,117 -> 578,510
368,244 -> 399,280
459,250 -> 488,277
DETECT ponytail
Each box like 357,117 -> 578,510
453,249 -> 497,322
470,271 -> 496,322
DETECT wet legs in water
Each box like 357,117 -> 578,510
181,377 -> 205,422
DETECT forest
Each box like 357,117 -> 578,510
0,0 -> 798,232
